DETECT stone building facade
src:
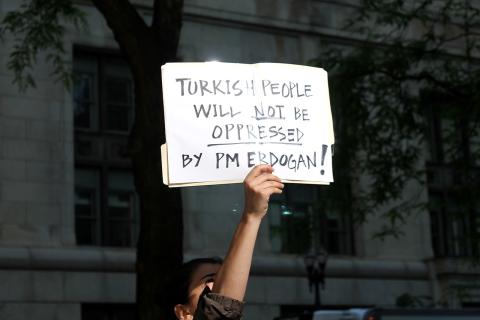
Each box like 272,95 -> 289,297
0,0 -> 479,319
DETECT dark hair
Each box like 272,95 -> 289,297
165,257 -> 223,320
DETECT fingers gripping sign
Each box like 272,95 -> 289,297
243,164 -> 284,219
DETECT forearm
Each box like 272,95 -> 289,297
211,213 -> 261,301
210,164 -> 283,302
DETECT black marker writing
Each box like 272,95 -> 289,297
320,144 -> 328,175
210,124 -> 304,143
216,152 -> 240,168
247,151 -> 317,172
253,103 -> 285,120
176,78 -> 255,96
294,107 -> 310,121
262,80 -> 313,98
182,153 -> 202,168
193,104 -> 241,118
207,142 -> 301,147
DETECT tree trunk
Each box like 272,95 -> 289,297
129,62 -> 182,320
91,1 -> 185,319
131,55 -> 183,320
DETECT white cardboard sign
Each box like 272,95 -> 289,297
161,62 -> 334,187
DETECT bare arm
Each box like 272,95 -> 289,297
211,164 -> 284,301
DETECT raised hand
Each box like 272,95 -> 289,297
243,164 -> 284,220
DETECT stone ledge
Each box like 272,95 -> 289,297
433,258 -> 480,277
0,246 -> 135,272
251,255 -> 429,280
0,246 -> 429,280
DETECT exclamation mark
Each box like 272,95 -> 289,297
320,144 -> 328,175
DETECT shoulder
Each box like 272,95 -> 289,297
194,287 -> 244,320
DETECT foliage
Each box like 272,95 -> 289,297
0,0 -> 86,91
314,0 -> 480,241
396,292 -> 433,308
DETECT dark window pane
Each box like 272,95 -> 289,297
75,170 -> 100,246
76,190 -> 95,217
74,74 -> 93,100
76,219 -> 97,245
281,212 -> 311,254
106,104 -> 131,131
75,102 -> 92,128
74,73 -> 94,129
106,78 -> 132,105
108,221 -> 133,247
108,192 -> 134,219
429,189 -> 479,257
105,76 -> 133,132
75,139 -> 94,157
106,172 -> 138,247
327,231 -> 340,254
327,218 -> 339,229
75,188 -> 98,245
107,140 -> 129,161
287,184 -> 314,204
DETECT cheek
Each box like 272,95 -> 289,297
188,286 -> 204,309
188,282 -> 214,311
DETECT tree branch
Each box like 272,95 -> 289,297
91,0 -> 150,61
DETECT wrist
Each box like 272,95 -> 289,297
241,212 -> 263,225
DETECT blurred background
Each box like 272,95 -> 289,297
0,0 -> 479,319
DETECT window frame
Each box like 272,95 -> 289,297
268,184 -> 354,256
424,93 -> 480,258
73,47 -> 138,248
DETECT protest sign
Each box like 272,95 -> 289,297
161,62 -> 334,187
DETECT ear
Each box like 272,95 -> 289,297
174,304 -> 193,320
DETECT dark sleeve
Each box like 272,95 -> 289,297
193,287 -> 244,320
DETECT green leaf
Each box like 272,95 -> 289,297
0,0 -> 87,92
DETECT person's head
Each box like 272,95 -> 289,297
166,257 -> 223,320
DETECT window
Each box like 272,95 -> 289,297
425,92 -> 480,257
73,49 -> 138,247
74,52 -> 134,132
268,184 -> 353,255
75,169 -> 138,246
